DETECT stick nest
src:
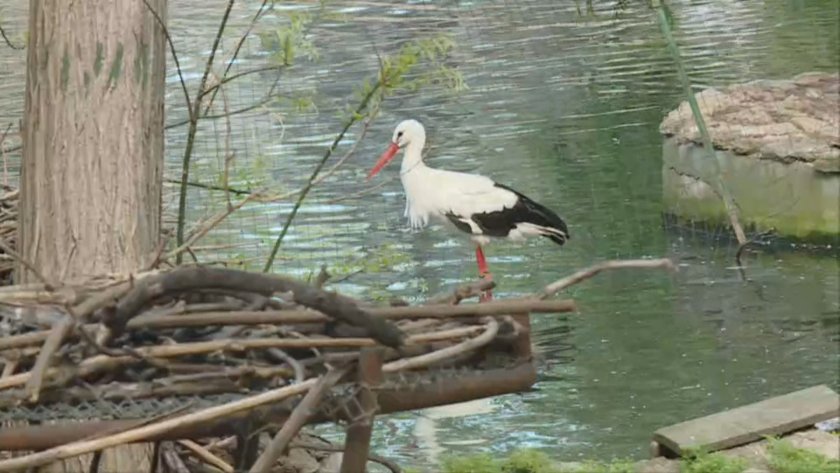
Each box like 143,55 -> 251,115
0,266 -> 568,418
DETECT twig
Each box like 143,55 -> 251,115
175,0 -> 236,264
256,102 -> 382,206
201,0 -> 273,115
0,240 -> 54,289
143,232 -> 172,271
0,124 -> 13,187
141,0 -> 190,117
0,22 -> 23,50
262,79 -> 384,272
291,441 -> 402,473
177,440 -> 234,473
22,317 -> 72,403
210,70 -> 236,211
199,65 -> 280,102
88,450 -> 102,473
166,192 -> 260,261
538,258 -> 677,299
130,299 -> 575,330
249,367 -> 349,473
161,442 -> 190,473
1,359 -> 17,378
267,348 -> 305,384
314,265 -> 331,289
383,318 -> 499,372
324,176 -> 395,204
164,178 -> 251,196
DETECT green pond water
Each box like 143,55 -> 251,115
0,0 -> 838,468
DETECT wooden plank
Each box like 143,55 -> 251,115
653,385 -> 840,456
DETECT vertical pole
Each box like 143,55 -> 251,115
511,313 -> 532,359
340,349 -> 384,473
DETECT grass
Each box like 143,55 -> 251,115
680,450 -> 747,473
766,437 -> 840,473
437,449 -> 637,473
422,437 -> 840,473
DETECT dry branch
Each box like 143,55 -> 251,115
22,317 -> 72,402
0,325 -> 479,393
249,367 -> 349,473
538,258 -> 677,299
130,298 -> 575,330
109,266 -> 405,348
178,440 -> 234,473
383,318 -> 499,373
0,298 -> 574,354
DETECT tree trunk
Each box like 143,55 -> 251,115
18,0 -> 167,470
18,0 -> 166,284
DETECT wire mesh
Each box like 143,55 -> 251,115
0,0 -> 837,436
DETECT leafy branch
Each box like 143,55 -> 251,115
262,35 -> 464,273
174,0 -> 235,265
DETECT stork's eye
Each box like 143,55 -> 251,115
397,131 -> 404,138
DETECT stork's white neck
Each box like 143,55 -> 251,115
400,136 -> 426,174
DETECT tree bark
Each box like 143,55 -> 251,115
17,0 -> 167,470
18,0 -> 166,283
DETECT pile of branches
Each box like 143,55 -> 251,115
0,260 -> 674,472
0,184 -> 16,286
0,265 -> 587,472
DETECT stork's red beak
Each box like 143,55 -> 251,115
367,142 -> 400,180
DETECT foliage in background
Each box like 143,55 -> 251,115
261,30 -> 465,272
170,0 -> 465,272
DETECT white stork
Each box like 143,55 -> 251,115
367,119 -> 570,300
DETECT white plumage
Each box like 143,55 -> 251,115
367,119 -> 570,300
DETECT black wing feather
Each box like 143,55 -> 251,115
470,183 -> 569,245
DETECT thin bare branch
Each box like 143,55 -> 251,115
175,0 -> 236,264
22,317 -> 72,403
263,80 -> 384,272
202,0 -> 273,115
249,367 -> 349,473
255,100 -> 382,204
538,258 -> 677,299
141,0 -> 191,116
166,192 -> 261,261
383,318 -> 499,372
164,178 -> 251,196
0,22 -> 23,50
178,440 -> 234,473
0,239 -> 54,289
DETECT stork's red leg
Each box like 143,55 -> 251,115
475,245 -> 493,302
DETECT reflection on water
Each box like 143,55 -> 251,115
0,0 -> 838,467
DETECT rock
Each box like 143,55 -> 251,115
784,429 -> 840,460
660,72 -> 839,173
633,457 -> 680,473
275,448 -> 319,473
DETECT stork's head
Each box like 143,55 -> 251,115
367,119 -> 426,180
